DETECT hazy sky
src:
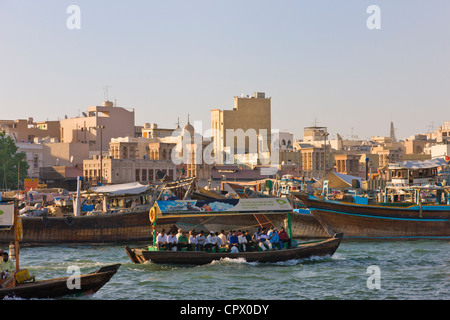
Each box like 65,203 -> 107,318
1,0 -> 449,141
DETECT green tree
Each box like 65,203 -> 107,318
0,131 -> 29,190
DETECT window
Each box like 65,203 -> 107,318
135,169 -> 140,181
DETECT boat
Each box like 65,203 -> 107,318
0,197 -> 120,299
0,182 -> 173,245
125,198 -> 343,265
0,264 -> 120,299
295,186 -> 450,240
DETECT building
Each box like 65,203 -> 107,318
0,118 -> 60,143
334,154 -> 361,177
298,144 -> 333,179
211,92 -> 271,164
83,156 -> 176,185
60,100 -> 135,155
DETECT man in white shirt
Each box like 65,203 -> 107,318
188,230 -> 198,251
238,231 -> 248,252
204,231 -> 220,252
258,229 -> 272,251
218,230 -> 227,248
156,229 -> 169,251
196,231 -> 206,251
167,230 -> 178,251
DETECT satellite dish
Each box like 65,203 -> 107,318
82,112 -> 88,117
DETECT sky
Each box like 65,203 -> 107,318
1,0 -> 450,141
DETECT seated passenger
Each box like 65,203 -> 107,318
278,226 -> 292,249
155,229 -> 169,251
258,229 -> 272,251
188,230 -> 198,251
227,231 -> 240,252
267,226 -> 282,250
167,230 -> 178,251
196,231 -> 206,251
176,231 -> 189,251
204,231 -> 220,252
238,231 -> 248,252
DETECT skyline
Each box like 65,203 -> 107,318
1,1 -> 450,141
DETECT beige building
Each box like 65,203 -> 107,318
299,145 -> 333,179
1,118 -> 60,143
60,101 -> 135,154
83,156 -> 176,185
211,92 -> 271,164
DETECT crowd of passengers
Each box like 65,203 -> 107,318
155,226 -> 292,252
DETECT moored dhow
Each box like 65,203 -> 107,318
296,186 -> 450,240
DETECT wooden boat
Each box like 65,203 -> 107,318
125,198 -> 342,265
0,198 -> 120,299
0,182 -> 173,245
296,186 -> 450,240
125,235 -> 342,265
0,264 -> 120,299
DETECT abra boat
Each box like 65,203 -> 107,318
0,264 -> 120,299
125,198 -> 342,265
296,186 -> 450,240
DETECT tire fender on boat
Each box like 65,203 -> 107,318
65,216 -> 75,226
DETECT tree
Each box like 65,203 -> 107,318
0,131 -> 29,190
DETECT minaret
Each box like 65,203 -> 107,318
390,121 -> 396,142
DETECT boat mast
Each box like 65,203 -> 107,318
13,199 -> 19,272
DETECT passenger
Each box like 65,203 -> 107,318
204,231 -> 220,253
258,229 -> 272,251
167,230 -> 178,251
218,230 -> 227,247
188,230 -> 198,251
238,231 -> 248,252
196,231 -> 206,251
0,252 -> 16,288
214,232 -> 223,248
227,230 -> 240,252
278,226 -> 292,249
244,230 -> 255,251
267,226 -> 282,250
252,227 -> 262,243
176,231 -> 189,251
155,229 -> 169,251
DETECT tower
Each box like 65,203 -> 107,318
390,121 -> 396,142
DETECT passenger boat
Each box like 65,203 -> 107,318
0,264 -> 120,299
0,198 -> 120,299
125,198 -> 343,265
295,186 -> 450,240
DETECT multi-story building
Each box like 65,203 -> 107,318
211,92 -> 271,164
0,118 -> 60,143
60,100 -> 135,155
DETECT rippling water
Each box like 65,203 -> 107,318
2,240 -> 449,300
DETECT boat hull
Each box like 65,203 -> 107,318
125,235 -> 342,265
0,264 -> 120,299
0,210 -> 175,246
299,195 -> 450,240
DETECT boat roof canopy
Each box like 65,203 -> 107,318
90,182 -> 151,195
153,198 -> 293,219
388,158 -> 448,170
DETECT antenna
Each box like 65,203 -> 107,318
103,85 -> 112,101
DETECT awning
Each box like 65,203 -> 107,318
389,158 -> 448,170
90,182 -> 150,195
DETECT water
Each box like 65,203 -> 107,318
2,240 -> 449,300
